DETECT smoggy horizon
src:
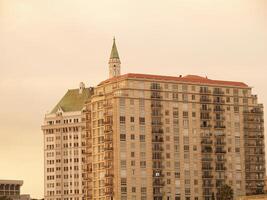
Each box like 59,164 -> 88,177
0,0 -> 267,198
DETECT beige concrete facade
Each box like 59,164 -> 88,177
83,74 -> 265,200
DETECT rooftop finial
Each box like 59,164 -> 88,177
110,37 -> 120,59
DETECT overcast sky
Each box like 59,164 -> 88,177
0,0 -> 267,198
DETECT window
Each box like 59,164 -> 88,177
182,94 -> 188,101
121,178 -> 127,185
139,117 -> 145,125
183,112 -> 188,118
120,134 -> 126,141
120,116 -> 126,124
120,160 -> 126,168
121,187 -> 127,193
130,117 -> 135,122
182,85 -> 188,91
140,161 -> 146,168
184,145 -> 189,151
173,93 -> 179,100
140,135 -> 146,142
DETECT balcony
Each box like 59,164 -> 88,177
215,167 -> 227,171
202,175 -> 213,179
213,99 -> 225,104
203,184 -> 214,188
202,150 -> 213,154
213,90 -> 225,95
152,122 -> 163,126
153,173 -> 165,178
153,180 -> 165,186
152,138 -> 164,143
104,155 -> 113,160
153,147 -> 164,151
151,103 -> 162,108
152,129 -> 164,134
214,125 -> 226,129
200,89 -> 211,94
104,164 -> 112,169
214,108 -> 225,112
151,113 -> 164,117
202,157 -> 213,162
201,140 -> 213,145
200,124 -> 212,129
200,98 -> 212,103
202,166 -> 213,170
215,133 -> 226,137
103,104 -> 113,108
200,108 -> 212,112
105,182 -> 113,187
201,116 -> 212,120
104,137 -> 113,142
215,149 -> 226,154
152,155 -> 164,160
214,117 -> 225,121
104,146 -> 113,151
151,95 -> 162,99
105,173 -> 114,177
216,158 -> 226,162
105,190 -> 114,195
215,142 -> 226,146
104,129 -> 113,133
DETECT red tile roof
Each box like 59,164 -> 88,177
99,73 -> 248,87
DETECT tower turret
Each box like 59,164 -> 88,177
109,37 -> 121,78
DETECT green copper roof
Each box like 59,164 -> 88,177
110,38 -> 120,59
50,88 -> 91,114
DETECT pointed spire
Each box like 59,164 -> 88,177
110,37 -> 120,59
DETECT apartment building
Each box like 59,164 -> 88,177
42,83 -> 93,200
42,38 -> 265,200
83,39 -> 265,200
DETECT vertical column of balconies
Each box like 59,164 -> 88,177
213,89 -> 227,200
243,107 -> 265,195
84,108 -> 93,200
151,83 -> 164,200
103,101 -> 114,200
200,88 -> 214,200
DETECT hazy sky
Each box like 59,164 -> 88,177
0,0 -> 267,198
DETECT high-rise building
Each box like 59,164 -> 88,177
43,39 -> 265,200
83,40 -> 265,200
42,83 -> 93,200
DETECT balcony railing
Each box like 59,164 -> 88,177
200,89 -> 211,94
200,98 -> 212,103
213,99 -> 225,104
213,90 -> 225,95
214,125 -> 226,129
